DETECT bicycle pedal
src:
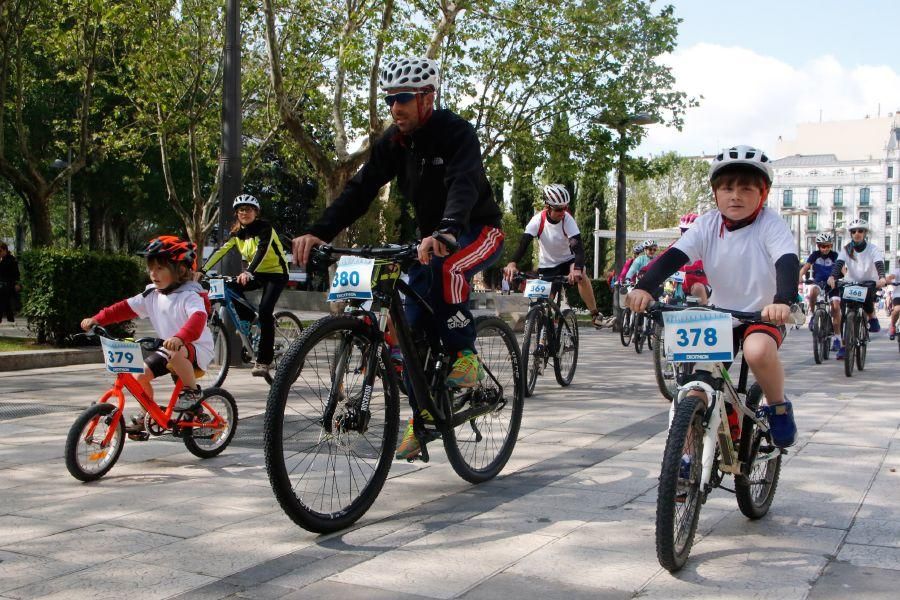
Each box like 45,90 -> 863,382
127,431 -> 150,442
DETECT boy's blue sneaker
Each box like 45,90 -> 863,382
759,399 -> 796,448
868,318 -> 881,333
831,338 -> 841,352
836,344 -> 845,360
807,319 -> 814,332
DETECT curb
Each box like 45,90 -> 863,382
0,348 -> 103,372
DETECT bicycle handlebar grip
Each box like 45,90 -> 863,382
432,233 -> 459,253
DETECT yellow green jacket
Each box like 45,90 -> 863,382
203,219 -> 288,276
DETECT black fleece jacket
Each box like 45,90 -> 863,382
308,109 -> 502,242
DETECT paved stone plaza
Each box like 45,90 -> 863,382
1,323 -> 899,599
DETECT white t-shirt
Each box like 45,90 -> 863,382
673,208 -> 797,312
836,243 -> 884,283
127,284 -> 214,369
524,211 -> 580,268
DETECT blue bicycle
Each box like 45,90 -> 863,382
202,274 -> 303,386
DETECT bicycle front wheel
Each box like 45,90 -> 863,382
264,316 -> 399,533
856,315 -> 868,371
735,384 -> 782,519
183,388 -> 238,458
656,394 -> 706,572
812,309 -> 825,364
264,311 -> 305,385
553,309 -> 579,386
634,313 -> 645,354
203,314 -> 231,388
65,403 -> 125,482
844,311 -> 857,377
652,322 -> 676,401
620,308 -> 633,346
521,306 -> 547,397
443,316 -> 524,484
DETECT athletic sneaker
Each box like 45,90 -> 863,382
395,418 -> 420,460
251,362 -> 271,377
807,319 -> 814,332
836,344 -> 846,360
446,350 -> 484,388
759,399 -> 796,448
174,386 -> 203,411
868,318 -> 881,333
831,338 -> 841,352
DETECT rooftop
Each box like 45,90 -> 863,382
774,115 -> 900,161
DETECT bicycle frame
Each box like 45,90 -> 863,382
212,284 -> 259,353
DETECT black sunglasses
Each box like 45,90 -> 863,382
384,91 -> 426,107
850,229 -> 866,234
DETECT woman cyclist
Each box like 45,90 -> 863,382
201,194 -> 289,377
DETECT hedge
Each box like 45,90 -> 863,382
20,249 -> 146,346
565,277 -> 613,314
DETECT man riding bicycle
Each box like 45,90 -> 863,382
292,56 -> 504,460
503,183 -> 604,328
799,232 -> 839,333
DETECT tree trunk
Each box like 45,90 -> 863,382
25,190 -> 52,248
73,189 -> 84,248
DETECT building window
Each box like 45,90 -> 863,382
889,187 -> 894,203
889,166 -> 894,178
808,188 -> 818,207
887,260 -> 891,272
836,235 -> 844,248
834,188 -> 843,206
860,211 -> 869,223
888,210 -> 893,226
807,213 -> 818,230
860,187 -> 871,206
886,236 -> 892,252
834,211 -> 844,229
782,189 -> 793,208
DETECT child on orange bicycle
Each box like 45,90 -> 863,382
80,236 -> 214,436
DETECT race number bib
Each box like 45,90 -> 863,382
663,310 -> 733,363
669,271 -> 686,284
842,285 -> 867,302
327,256 -> 375,302
100,338 -> 144,374
524,279 -> 552,299
207,278 -> 226,300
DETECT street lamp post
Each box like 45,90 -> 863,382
50,148 -> 73,248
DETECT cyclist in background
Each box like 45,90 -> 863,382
618,243 -> 644,283
625,239 -> 658,280
827,219 -> 887,359
798,232 -> 838,332
888,265 -> 900,339
201,194 -> 289,378
503,184 -> 604,328
677,213 -> 711,304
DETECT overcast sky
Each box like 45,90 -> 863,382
636,0 -> 900,159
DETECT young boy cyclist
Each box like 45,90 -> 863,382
626,145 -> 799,448
798,232 -> 838,331
826,219 -> 887,358
201,193 -> 289,378
503,184 -> 605,328
81,236 -> 214,437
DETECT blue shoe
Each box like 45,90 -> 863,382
759,399 -> 796,448
868,318 -> 881,333
807,319 -> 814,332
836,344 -> 845,360
831,338 -> 841,352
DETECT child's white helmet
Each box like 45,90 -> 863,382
709,145 -> 774,185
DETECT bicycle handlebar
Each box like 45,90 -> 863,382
646,301 -> 763,323
78,326 -> 163,351
511,273 -> 572,284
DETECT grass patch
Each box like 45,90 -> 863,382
0,337 -> 53,352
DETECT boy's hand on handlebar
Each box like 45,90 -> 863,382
293,234 -> 326,267
163,336 -> 185,352
418,234 -> 455,264
80,318 -> 97,332
761,303 -> 791,326
503,262 -> 518,282
625,289 -> 653,313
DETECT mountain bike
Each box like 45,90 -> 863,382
619,281 -> 636,346
515,273 -> 579,397
837,280 -> 876,377
806,280 -> 834,364
652,285 -> 700,401
648,303 -> 784,572
65,326 -> 237,482
201,274 -> 303,386
263,243 -> 524,533
632,308 -> 655,354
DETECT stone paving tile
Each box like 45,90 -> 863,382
0,550 -> 85,595
836,543 -> 900,571
329,523 -> 556,599
807,560 -> 900,599
279,580 -> 434,600
0,515 -> 78,546
460,572 -> 629,600
2,558 -> 215,600
845,516 -> 900,547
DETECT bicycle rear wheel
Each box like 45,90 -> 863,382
620,308 -> 634,346
856,315 -> 868,371
521,306 -> 547,397
812,309 -> 826,364
65,403 -> 125,482
553,309 -> 578,386
656,394 -> 706,572
443,316 -> 524,484
264,311 -> 305,385
735,384 -> 781,519
264,316 -> 399,533
634,313 -> 645,354
652,322 -> 676,401
844,311 -> 857,377
183,388 -> 238,458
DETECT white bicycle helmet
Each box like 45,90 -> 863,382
846,219 -> 869,232
709,145 -> 774,185
379,57 -> 440,91
632,243 -> 644,254
542,184 -> 570,207
233,194 -> 260,211
815,232 -> 834,244
642,239 -> 657,249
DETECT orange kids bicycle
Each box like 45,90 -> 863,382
65,326 -> 238,481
